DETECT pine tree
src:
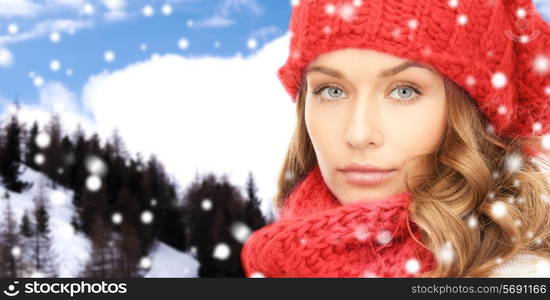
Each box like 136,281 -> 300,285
243,172 -> 267,230
30,181 -> 58,277
0,191 -> 25,277
24,121 -> 40,171
0,115 -> 32,193
43,114 -> 64,188
183,173 -> 248,277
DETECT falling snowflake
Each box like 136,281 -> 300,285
231,222 -> 251,243
81,3 -> 95,15
140,43 -> 147,51
513,179 -> 520,187
457,14 -> 468,26
150,198 -> 157,206
436,241 -> 454,265
190,246 -> 197,256
7,23 -> 18,35
201,198 -> 212,211
214,41 -> 221,48
66,69 -> 73,76
11,246 -> 21,258
354,224 -> 370,241
284,170 -> 295,181
35,132 -> 51,148
141,210 -> 154,224
526,230 -> 534,239
247,38 -> 257,50
85,155 -> 107,176
111,212 -> 123,225
50,60 -> 61,72
178,38 -> 189,50
467,215 -> 478,228
34,153 -> 45,165
465,75 -> 476,86
139,256 -> 152,269
495,257 -> 503,264
545,86 -> 550,95
408,19 -> 419,30
325,4 -> 336,15
491,72 -> 507,89
491,201 -> 507,218
33,76 -> 44,87
533,122 -> 543,133
505,153 -> 523,172
50,32 -> 61,43
448,0 -> 458,8
187,20 -> 195,27
541,194 -> 549,204
213,243 -> 231,260
514,219 -> 521,227
534,55 -> 549,75
516,8 -> 527,18
142,5 -> 154,17
353,0 -> 362,6
507,196 -> 515,204
405,258 -> 420,274
323,26 -> 332,34
161,4 -> 172,15
104,50 -> 115,63
86,175 -> 102,192
339,4 -> 356,22
376,230 -> 392,245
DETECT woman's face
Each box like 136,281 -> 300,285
304,48 -> 448,204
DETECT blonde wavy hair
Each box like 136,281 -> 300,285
274,75 -> 550,277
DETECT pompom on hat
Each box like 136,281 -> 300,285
277,0 -> 550,139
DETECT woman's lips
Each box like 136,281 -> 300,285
340,170 -> 396,186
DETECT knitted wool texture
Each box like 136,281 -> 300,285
240,165 -> 436,277
277,0 -> 550,139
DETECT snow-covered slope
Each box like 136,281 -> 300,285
0,166 -> 91,277
0,166 -> 199,277
144,241 -> 199,278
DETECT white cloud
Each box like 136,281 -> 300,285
0,19 -> 93,45
195,0 -> 263,28
47,0 -> 86,9
102,0 -> 127,21
0,81 -> 97,136
80,33 -> 295,213
0,0 -> 42,17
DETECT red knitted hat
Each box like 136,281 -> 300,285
277,0 -> 550,139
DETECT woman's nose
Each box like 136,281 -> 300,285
344,98 -> 384,149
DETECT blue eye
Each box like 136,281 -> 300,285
389,85 -> 421,103
311,85 -> 347,101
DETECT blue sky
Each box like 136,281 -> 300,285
0,0 -> 291,107
0,0 -> 548,215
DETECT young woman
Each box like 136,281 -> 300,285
241,0 -> 550,277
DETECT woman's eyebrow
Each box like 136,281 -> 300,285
306,61 -> 437,80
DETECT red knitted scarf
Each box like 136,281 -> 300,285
240,164 -> 437,277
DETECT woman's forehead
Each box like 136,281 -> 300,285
306,49 -> 440,82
